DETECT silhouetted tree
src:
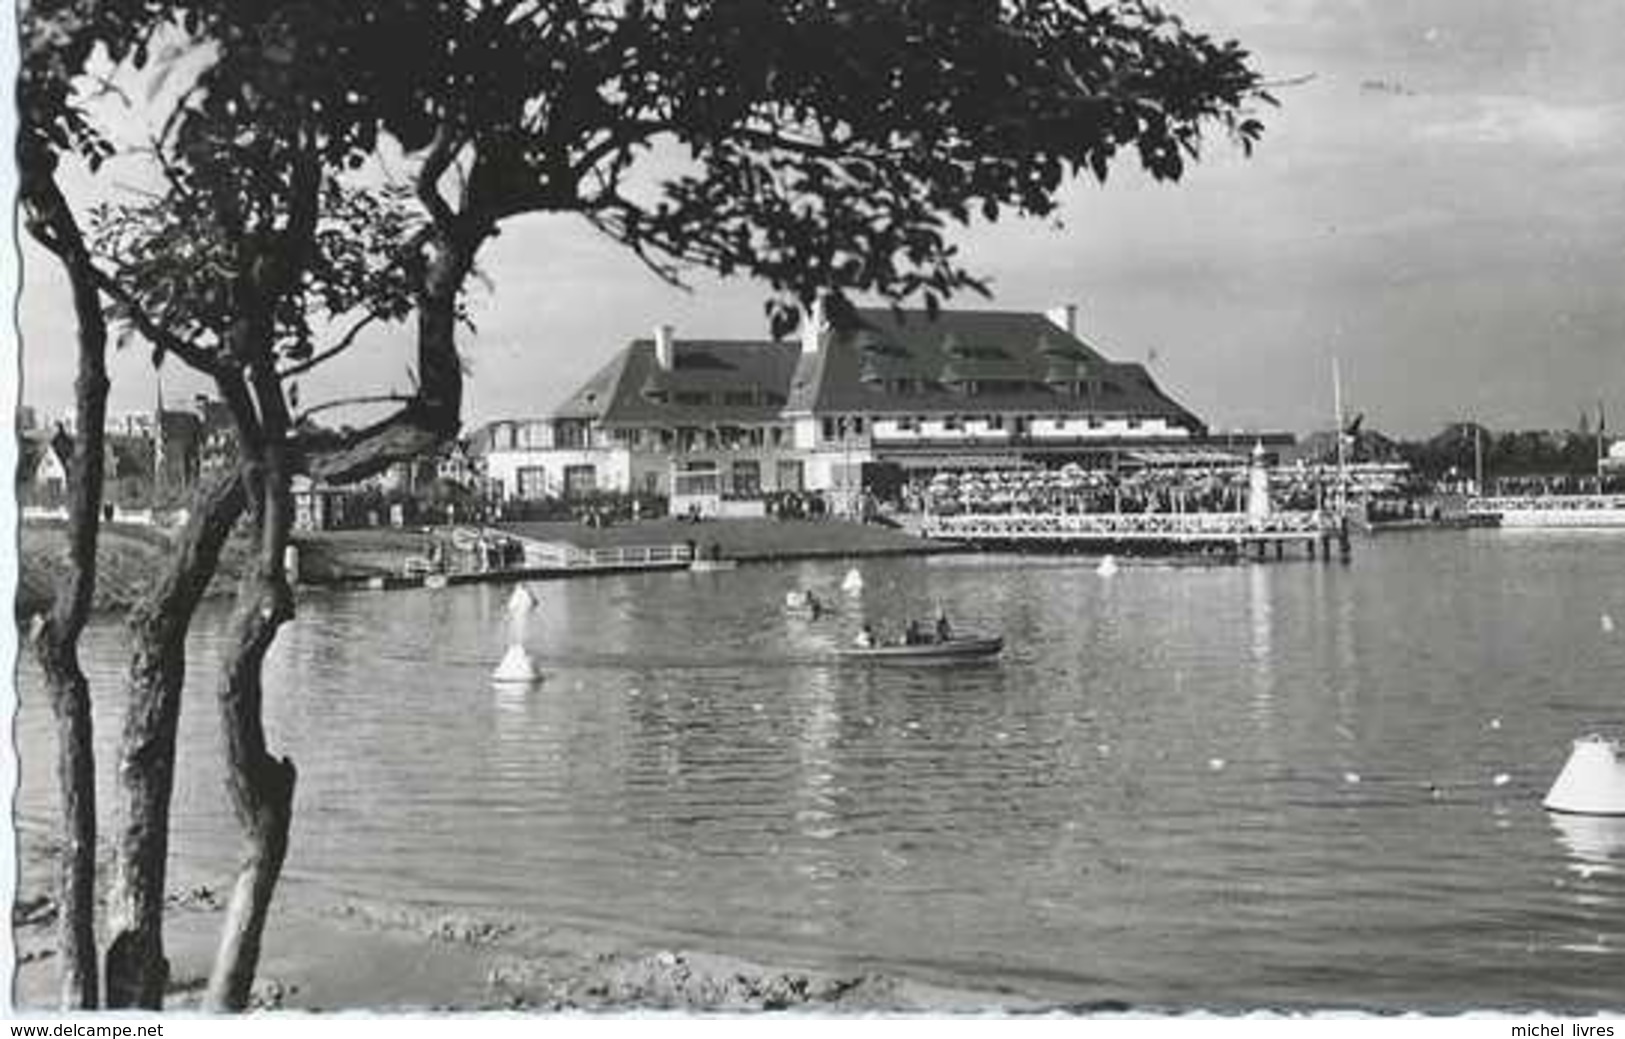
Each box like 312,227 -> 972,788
23,0 -> 1271,1009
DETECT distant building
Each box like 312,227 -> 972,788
16,430 -> 68,505
1604,439 -> 1625,472
451,302 -> 1276,514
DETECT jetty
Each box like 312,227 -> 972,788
921,510 -> 1350,561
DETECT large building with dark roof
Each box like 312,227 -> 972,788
476,303 -> 1232,510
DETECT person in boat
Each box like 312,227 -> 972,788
934,610 -> 953,643
786,589 -> 822,616
855,623 -> 876,648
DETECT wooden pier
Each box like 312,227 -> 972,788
921,510 -> 1351,561
336,540 -> 697,592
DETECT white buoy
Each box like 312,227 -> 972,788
1544,735 -> 1625,815
492,584 -> 541,684
1097,555 -> 1119,577
1603,613 -> 1616,634
842,568 -> 864,595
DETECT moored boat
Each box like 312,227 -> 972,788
836,635 -> 1003,662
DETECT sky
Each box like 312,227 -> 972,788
12,0 -> 1625,439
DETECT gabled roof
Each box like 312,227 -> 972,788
552,338 -> 800,426
786,307 -> 1202,428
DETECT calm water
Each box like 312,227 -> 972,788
14,531 -> 1625,1010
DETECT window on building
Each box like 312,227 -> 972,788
853,417 -> 865,436
517,466 -> 548,500
643,471 -> 661,495
723,390 -> 756,406
555,422 -> 589,449
748,427 -> 765,448
776,460 -> 805,492
674,462 -> 719,496
822,417 -> 837,441
675,391 -> 710,406
770,427 -> 785,446
731,460 -> 761,497
563,465 -> 597,498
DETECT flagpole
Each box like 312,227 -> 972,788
1332,358 -> 1346,517
1598,399 -> 1607,489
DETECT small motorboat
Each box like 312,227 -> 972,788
836,635 -> 1004,663
784,589 -> 828,619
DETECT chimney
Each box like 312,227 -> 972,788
654,324 -> 676,370
800,297 -> 828,356
1046,303 -> 1079,337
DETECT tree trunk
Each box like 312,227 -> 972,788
33,648 -> 101,1011
103,470 -> 246,1008
23,169 -> 110,1011
204,446 -> 297,1012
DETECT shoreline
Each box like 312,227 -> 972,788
19,518 -> 964,616
293,517 -> 965,593
11,824 -> 1036,1014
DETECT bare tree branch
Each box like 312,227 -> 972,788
278,310 -> 384,380
294,393 -> 414,423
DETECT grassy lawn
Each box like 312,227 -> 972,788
18,521 -> 254,618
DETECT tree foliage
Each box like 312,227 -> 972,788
20,0 -> 1272,1010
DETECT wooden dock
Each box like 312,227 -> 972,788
326,540 -> 697,593
921,510 -> 1351,561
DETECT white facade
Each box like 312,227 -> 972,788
484,431 -> 808,500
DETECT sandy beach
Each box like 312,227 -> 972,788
12,822 -> 1036,1014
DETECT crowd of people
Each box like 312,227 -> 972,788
914,464 -> 1336,517
854,610 -> 954,648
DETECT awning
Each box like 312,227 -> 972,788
1123,448 -> 1250,468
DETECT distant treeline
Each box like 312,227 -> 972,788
1304,423 -> 1612,481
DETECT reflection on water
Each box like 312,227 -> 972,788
1548,813 -> 1625,953
1551,813 -> 1625,879
14,535 -> 1625,1009
1247,563 -> 1275,738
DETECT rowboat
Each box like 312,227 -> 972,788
835,635 -> 1003,663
